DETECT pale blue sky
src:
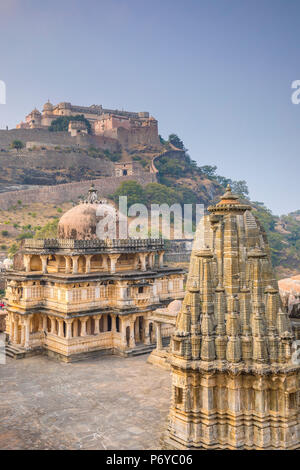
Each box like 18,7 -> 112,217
0,0 -> 300,215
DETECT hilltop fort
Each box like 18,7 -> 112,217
16,101 -> 161,150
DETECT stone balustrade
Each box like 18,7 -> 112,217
24,238 -> 164,251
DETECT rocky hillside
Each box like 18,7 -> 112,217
0,130 -> 298,279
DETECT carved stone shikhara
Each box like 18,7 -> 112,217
163,185 -> 300,450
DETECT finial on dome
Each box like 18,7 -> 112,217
84,184 -> 100,204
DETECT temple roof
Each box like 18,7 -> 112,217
58,185 -> 118,240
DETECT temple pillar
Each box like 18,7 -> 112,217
13,316 -> 19,343
42,315 -> 47,332
50,317 -> 56,334
65,319 -> 73,339
40,255 -> 48,274
24,254 -> 31,273
139,253 -> 147,271
133,254 -> 139,270
102,255 -> 109,271
58,319 -> 64,338
85,255 -> 92,274
20,320 -> 25,346
149,252 -> 155,269
108,254 -> 120,274
80,318 -> 88,336
73,319 -> 78,337
158,251 -> 165,268
129,320 -> 136,348
72,256 -> 79,274
144,319 -> 151,345
24,316 -> 31,348
93,315 -> 101,335
155,321 -> 163,350
64,256 -> 71,274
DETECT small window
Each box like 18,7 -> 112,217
175,387 -> 183,405
138,286 -> 143,294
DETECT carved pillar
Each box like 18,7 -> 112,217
121,319 -> 127,346
158,251 -> 164,268
24,254 -> 31,273
108,254 -> 120,274
42,315 -> 47,332
72,256 -> 79,274
149,252 -> 154,269
80,318 -> 88,336
65,256 -> 71,274
93,315 -> 101,335
139,253 -> 147,271
112,315 -> 117,332
73,319 -> 78,337
65,319 -> 73,339
155,321 -> 163,350
58,319 -> 64,338
85,255 -> 92,274
13,316 -> 19,343
50,317 -> 56,334
20,319 -> 25,346
102,255 -> 109,271
40,255 -> 48,274
24,316 -> 31,348
129,320 -> 136,348
133,254 -> 139,270
144,319 -> 151,345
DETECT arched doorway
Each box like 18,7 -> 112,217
30,255 -> 42,271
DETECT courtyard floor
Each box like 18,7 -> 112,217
0,354 -> 171,450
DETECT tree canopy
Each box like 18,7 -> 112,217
48,114 -> 91,133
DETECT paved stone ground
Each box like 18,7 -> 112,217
0,354 -> 171,450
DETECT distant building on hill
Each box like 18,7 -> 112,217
16,101 -> 161,149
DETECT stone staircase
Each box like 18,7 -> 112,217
124,337 -> 170,358
5,343 -> 27,359
5,342 -> 41,359
124,343 -> 156,357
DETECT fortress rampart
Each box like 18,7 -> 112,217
0,173 -> 156,210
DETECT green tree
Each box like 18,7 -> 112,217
144,183 -> 179,206
34,219 -> 59,239
49,114 -> 91,133
111,180 -> 146,207
168,133 -> 184,150
10,140 -> 24,150
231,180 -> 249,198
199,165 -> 218,179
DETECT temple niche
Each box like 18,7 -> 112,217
5,186 -> 184,361
163,185 -> 300,450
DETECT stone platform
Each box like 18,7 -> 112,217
0,354 -> 171,450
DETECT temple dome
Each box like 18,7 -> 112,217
58,185 -> 119,240
58,203 -> 100,240
43,101 -> 53,112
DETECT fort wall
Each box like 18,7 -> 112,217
0,129 -> 120,152
0,173 -> 156,210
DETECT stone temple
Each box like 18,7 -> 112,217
4,186 -> 184,361
163,185 -> 300,450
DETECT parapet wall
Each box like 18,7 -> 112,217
0,129 -> 120,152
0,173 -> 156,210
